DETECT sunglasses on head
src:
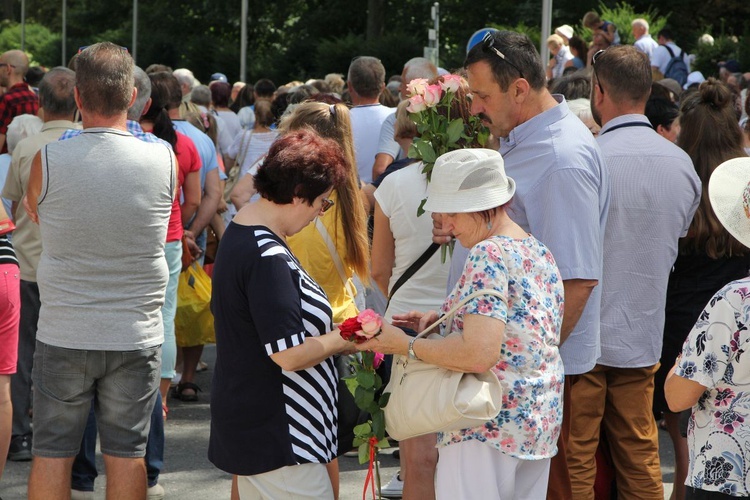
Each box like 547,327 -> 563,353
321,198 -> 335,213
481,32 -> 525,79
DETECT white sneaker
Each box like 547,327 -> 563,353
380,472 -> 403,498
148,483 -> 165,499
71,490 -> 94,500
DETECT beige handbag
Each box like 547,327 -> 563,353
383,289 -> 505,441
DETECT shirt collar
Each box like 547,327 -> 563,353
41,120 -> 78,131
126,120 -> 145,135
598,114 -> 650,135
502,94 -> 568,153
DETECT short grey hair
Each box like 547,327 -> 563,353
631,18 -> 649,32
128,66 -> 152,121
173,68 -> 196,89
190,85 -> 211,107
403,57 -> 438,83
347,56 -> 385,99
38,67 -> 76,117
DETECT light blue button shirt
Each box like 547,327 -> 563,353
596,114 -> 700,368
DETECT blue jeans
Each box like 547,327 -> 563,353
71,391 -> 164,490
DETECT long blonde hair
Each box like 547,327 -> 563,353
279,101 -> 370,281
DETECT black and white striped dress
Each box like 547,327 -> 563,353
209,223 -> 339,476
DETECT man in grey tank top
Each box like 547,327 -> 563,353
23,42 -> 177,499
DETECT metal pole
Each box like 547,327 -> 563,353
540,0 -> 552,68
132,0 -> 138,63
433,2 -> 439,66
240,0 -> 247,82
21,0 -> 26,52
62,0 -> 67,66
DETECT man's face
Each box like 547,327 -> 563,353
632,25 -> 644,39
466,60 -> 518,139
0,57 -> 10,87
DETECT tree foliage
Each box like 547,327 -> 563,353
4,0 -> 750,84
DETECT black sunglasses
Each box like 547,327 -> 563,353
481,32 -> 525,79
78,45 -> 129,54
592,49 -> 606,95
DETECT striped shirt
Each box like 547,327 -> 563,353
0,235 -> 17,266
209,223 -> 338,476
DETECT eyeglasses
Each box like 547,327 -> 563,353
481,32 -> 525,79
321,198 -> 335,213
592,49 -> 606,95
78,45 -> 129,54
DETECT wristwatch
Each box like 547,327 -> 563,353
408,337 -> 420,361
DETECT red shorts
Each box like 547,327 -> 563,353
0,262 -> 20,375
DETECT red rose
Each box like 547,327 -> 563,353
339,317 -> 363,343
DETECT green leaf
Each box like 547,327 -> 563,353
353,422 -> 372,436
343,376 -> 358,397
415,141 -> 437,164
358,442 -> 370,465
378,392 -> 391,408
374,373 -> 382,389
446,118 -> 464,144
354,386 -> 375,410
367,402 -> 381,415
353,436 -> 365,447
377,438 -> 391,450
356,370 -> 375,389
372,410 -> 386,440
416,197 -> 427,217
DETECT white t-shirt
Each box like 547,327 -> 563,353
376,111 -> 402,160
374,162 -> 450,320
350,104 -> 393,184
651,42 -> 690,75
227,130 -> 278,178
634,34 -> 659,60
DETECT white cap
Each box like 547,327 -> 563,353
424,149 -> 516,213
709,157 -> 750,249
683,71 -> 706,90
555,25 -> 574,40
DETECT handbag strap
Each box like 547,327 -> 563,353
388,243 -> 440,301
415,288 -> 507,340
235,130 -> 253,170
315,217 -> 357,299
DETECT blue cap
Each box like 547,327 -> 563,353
467,28 -> 498,55
210,72 -> 228,83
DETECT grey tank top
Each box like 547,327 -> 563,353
37,128 -> 175,350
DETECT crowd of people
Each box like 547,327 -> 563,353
0,8 -> 750,500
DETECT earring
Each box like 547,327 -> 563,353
486,220 -> 492,230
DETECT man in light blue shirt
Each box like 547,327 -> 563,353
567,45 -> 700,499
462,30 -> 610,499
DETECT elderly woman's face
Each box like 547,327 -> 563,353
292,188 -> 334,235
440,212 -> 487,248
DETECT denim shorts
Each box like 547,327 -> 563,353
32,341 -> 161,458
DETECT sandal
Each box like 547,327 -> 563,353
172,381 -> 201,402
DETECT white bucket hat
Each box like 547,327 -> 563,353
708,157 -> 750,248
424,149 -> 516,213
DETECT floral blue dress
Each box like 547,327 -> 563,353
676,276 -> 750,496
436,235 -> 565,460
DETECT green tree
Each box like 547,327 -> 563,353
0,20 -> 60,67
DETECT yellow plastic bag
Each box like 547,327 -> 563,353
175,263 -> 215,347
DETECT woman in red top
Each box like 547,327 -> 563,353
141,71 -> 202,415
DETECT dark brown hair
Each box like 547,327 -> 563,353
678,78 -> 748,257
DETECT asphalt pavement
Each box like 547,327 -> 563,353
0,344 -> 676,499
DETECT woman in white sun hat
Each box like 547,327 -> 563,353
356,148 -> 565,499
665,157 -> 750,499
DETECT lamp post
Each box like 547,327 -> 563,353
240,0 -> 247,82
62,0 -> 67,65
132,0 -> 138,63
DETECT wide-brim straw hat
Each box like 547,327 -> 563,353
424,148 -> 516,213
708,157 -> 750,249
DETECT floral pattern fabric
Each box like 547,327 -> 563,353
677,277 -> 750,496
436,235 -> 565,460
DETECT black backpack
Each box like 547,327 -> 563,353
663,45 -> 689,86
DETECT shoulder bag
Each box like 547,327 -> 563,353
223,130 -> 252,204
384,288 -> 506,441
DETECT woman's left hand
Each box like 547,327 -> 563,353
355,321 -> 410,356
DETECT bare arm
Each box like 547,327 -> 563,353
371,153 -> 394,182
23,152 -> 42,224
370,201 -> 395,297
357,314 -> 504,374
230,172 -> 256,211
186,167 -> 220,237
362,183 -> 376,214
560,278 -> 598,345
270,329 -> 351,372
180,170 -> 201,226
665,363 -> 707,412
0,134 -> 5,155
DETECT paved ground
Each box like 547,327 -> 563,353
1,345 -> 677,499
